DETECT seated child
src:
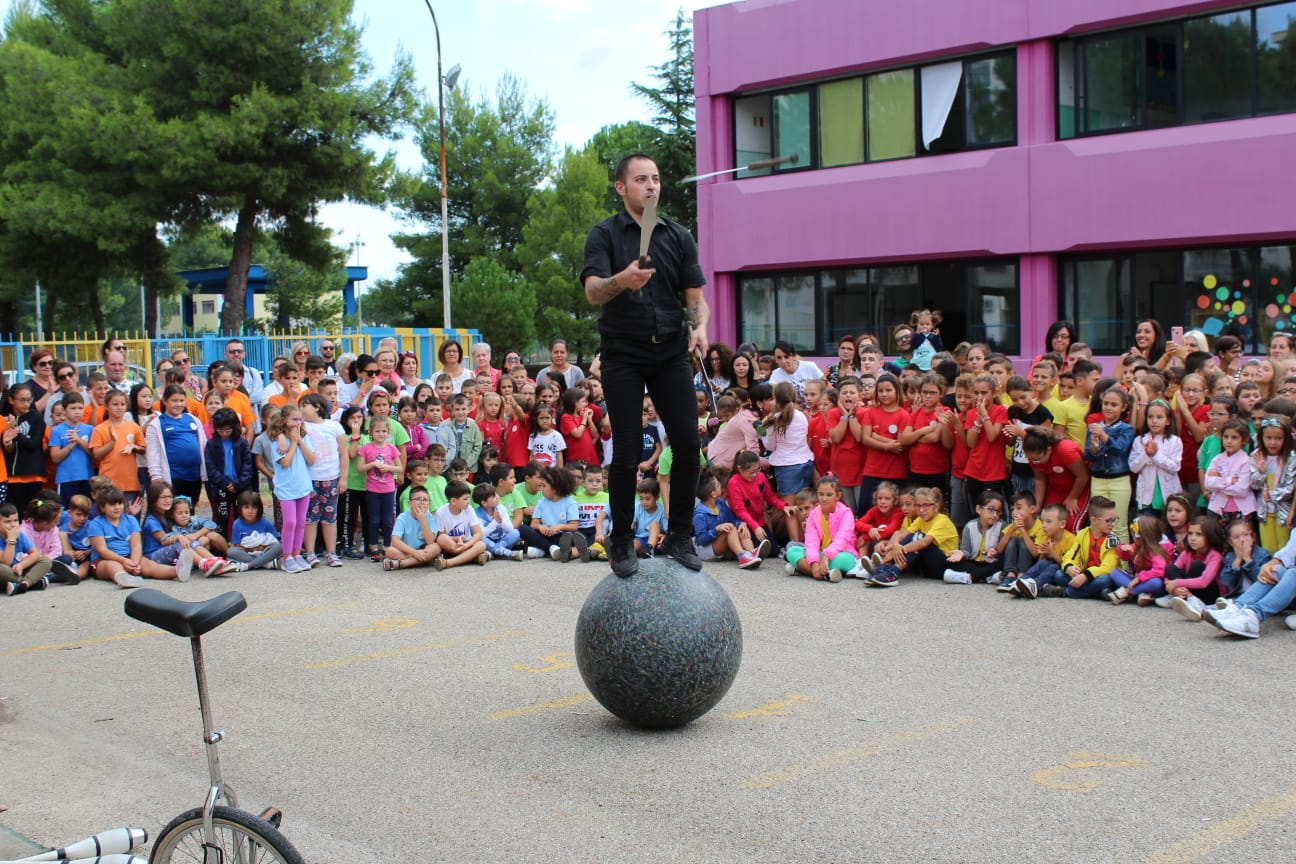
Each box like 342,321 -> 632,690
473,482 -> 524,561
726,449 -> 796,561
227,490 -> 284,570
384,486 -> 445,571
631,477 -> 666,557
169,493 -> 230,556
433,479 -> 489,569
88,487 -> 184,588
870,487 -> 918,568
996,491 -> 1043,591
867,487 -> 958,586
692,474 -> 759,569
1203,523 -> 1296,638
141,483 -> 238,578
0,502 -> 53,595
574,469 -> 611,559
1109,513 -> 1177,606
21,495 -> 81,585
852,481 -> 903,574
58,494 -> 95,582
531,467 -> 589,563
1166,516 -> 1228,621
785,476 -> 857,582
942,490 -> 1007,585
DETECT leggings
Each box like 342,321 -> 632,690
366,490 -> 396,549
206,484 -> 237,536
1110,570 -> 1165,597
227,542 -> 284,570
280,496 -> 309,558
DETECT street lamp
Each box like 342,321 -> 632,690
423,1 -> 460,329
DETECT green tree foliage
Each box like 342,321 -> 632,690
387,74 -> 556,326
515,147 -> 612,363
629,8 -> 696,233
451,258 -> 537,356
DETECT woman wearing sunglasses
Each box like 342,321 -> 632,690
26,349 -> 58,414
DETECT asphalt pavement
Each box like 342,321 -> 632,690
2,555 -> 1294,863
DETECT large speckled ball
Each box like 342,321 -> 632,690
574,558 -> 743,729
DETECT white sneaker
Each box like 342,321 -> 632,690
737,551 -> 760,570
845,562 -> 867,578
1286,614 -> 1296,631
548,545 -> 561,561
784,562 -> 795,574
986,571 -> 1003,586
113,571 -> 143,588
870,551 -> 885,570
175,549 -> 194,582
217,560 -> 249,574
1154,594 -> 1176,609
942,569 -> 972,585
525,547 -> 546,559
1170,595 -> 1206,622
1214,607 -> 1260,638
509,550 -> 526,561
827,568 -> 844,583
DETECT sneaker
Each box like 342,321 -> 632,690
754,538 -> 772,560
1286,614 -> 1296,631
1203,598 -> 1237,626
1109,586 -> 1130,605
113,571 -> 144,588
589,541 -> 606,560
826,568 -> 844,583
368,550 -> 383,563
854,555 -> 874,576
326,553 -> 343,568
175,549 -> 195,582
31,575 -> 49,591
525,547 -> 547,559
477,551 -> 492,565
986,571 -> 1003,586
509,550 -> 525,562
549,544 -> 562,562
266,558 -> 281,570
784,561 -> 796,574
737,550 -> 760,569
303,553 -> 320,568
432,555 -> 447,571
287,556 -> 310,574
869,569 -> 899,588
869,551 -> 885,570
1014,577 -> 1039,599
1170,595 -> 1206,622
661,531 -> 702,570
1040,583 -> 1067,598
1215,606 -> 1260,638
216,560 -> 249,574
609,536 -> 639,578
996,578 -> 1017,594
197,556 -> 221,575
50,559 -> 81,585
1154,594 -> 1176,609
343,546 -> 365,560
571,533 -> 592,564
1136,593 -> 1156,606
3,581 -> 20,595
942,569 -> 972,585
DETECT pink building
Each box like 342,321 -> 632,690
693,0 -> 1296,363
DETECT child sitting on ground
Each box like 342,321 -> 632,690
383,486 -> 444,571
1012,497 -> 1119,600
21,495 -> 80,585
996,491 -> 1043,592
726,449 -> 795,561
942,490 -> 1007,585
432,479 -> 489,569
693,474 -> 760,569
227,490 -> 284,571
473,482 -> 524,561
785,475 -> 857,582
58,494 -> 95,582
867,487 -> 958,587
851,481 -> 903,577
0,502 -> 53,595
530,466 -> 588,562
1109,514 -> 1177,606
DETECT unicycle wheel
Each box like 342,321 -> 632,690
150,805 -> 303,864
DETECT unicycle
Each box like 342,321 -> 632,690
124,589 -> 304,864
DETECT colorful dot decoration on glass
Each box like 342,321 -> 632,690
1197,274 -> 1294,335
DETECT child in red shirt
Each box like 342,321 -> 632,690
726,450 -> 797,559
853,481 -> 904,572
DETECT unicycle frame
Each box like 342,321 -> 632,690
188,633 -> 240,852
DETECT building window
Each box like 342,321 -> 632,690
738,258 -> 1020,356
1059,2 -> 1296,139
1060,243 -> 1296,354
200,300 -> 216,315
733,50 -> 1014,175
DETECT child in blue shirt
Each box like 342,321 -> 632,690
87,487 -> 182,588
47,393 -> 96,507
632,477 -> 666,556
59,494 -> 95,582
473,481 -> 523,561
227,490 -> 284,570
531,466 -> 588,563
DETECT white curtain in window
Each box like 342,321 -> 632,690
921,62 -> 963,147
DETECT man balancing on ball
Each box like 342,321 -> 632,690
582,153 -> 707,578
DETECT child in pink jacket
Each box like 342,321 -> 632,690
1202,419 -> 1257,520
785,476 -> 857,582
1109,513 -> 1176,605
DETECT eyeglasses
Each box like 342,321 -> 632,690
1280,388 -> 1296,395
176,357 -> 190,364
320,345 -> 334,352
295,350 -> 309,356
227,348 -> 245,355
57,371 -> 76,380
109,344 -> 125,351
362,368 -> 379,376
981,506 -> 1002,513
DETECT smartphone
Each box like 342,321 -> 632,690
1171,326 -> 1184,345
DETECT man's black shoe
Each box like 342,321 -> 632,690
609,536 -> 640,578
661,531 -> 703,571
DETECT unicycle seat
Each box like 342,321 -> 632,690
125,589 -> 248,638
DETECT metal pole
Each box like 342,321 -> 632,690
425,1 -> 452,330
34,281 -> 41,335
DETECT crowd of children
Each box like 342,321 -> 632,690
6,321 -> 1296,641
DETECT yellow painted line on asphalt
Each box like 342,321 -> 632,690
1143,788 -> 1296,864
306,629 -> 527,670
0,600 -> 363,658
1031,751 -> 1148,792
724,694 -> 816,720
511,651 -> 576,674
486,693 -> 594,721
741,717 -> 973,789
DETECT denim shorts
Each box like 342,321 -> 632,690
773,461 -> 815,496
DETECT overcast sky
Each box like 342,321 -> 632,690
1,0 -> 716,290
